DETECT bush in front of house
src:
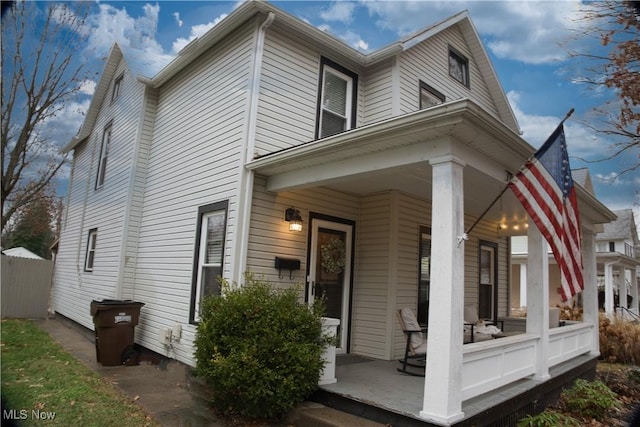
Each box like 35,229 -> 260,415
194,275 -> 331,419
599,314 -> 640,365
516,410 -> 580,427
560,378 -> 619,420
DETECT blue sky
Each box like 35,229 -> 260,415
37,1 -> 639,215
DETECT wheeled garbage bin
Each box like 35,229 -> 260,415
90,299 -> 144,366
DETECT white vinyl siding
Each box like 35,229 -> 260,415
398,25 -> 498,117
247,175 -> 359,287
255,27 -> 319,155
131,23 -> 254,365
362,58 -> 394,125
51,57 -> 145,331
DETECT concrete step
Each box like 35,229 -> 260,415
289,402 -> 387,427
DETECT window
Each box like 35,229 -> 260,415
609,241 -> 616,252
448,46 -> 469,88
478,241 -> 498,320
419,81 -> 445,109
111,74 -> 124,102
624,242 -> 633,257
418,227 -> 431,325
84,228 -> 97,272
95,124 -> 112,189
316,57 -> 358,139
190,201 -> 228,322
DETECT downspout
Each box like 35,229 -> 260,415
232,12 -> 275,283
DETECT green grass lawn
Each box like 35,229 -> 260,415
1,319 -> 158,427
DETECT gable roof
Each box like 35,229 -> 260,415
597,209 -> 638,242
62,43 -> 171,153
64,1 -> 520,152
142,2 -> 519,131
572,168 -> 595,195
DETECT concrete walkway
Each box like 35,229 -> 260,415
36,317 -> 383,427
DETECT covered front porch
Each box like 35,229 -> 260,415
316,345 -> 597,426
245,99 -> 615,424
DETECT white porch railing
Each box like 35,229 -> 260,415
461,323 -> 593,401
548,322 -> 593,367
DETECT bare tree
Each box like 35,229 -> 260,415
571,0 -> 639,174
1,1 -> 91,231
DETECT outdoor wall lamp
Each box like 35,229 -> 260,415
284,207 -> 303,232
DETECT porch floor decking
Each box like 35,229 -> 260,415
315,353 -> 597,426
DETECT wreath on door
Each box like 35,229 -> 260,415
321,238 -> 346,274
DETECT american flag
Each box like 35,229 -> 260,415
509,124 -> 583,301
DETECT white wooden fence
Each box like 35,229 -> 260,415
1,255 -> 53,318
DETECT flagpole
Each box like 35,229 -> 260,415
458,108 -> 574,243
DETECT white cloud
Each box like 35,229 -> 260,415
507,90 -> 604,159
320,2 -> 356,23
78,80 -> 96,96
363,1 -> 588,65
173,12 -> 183,27
172,14 -> 228,54
86,3 -> 166,57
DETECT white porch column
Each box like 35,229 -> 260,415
632,266 -> 640,315
420,155 -> 466,425
581,230 -> 599,356
526,218 -> 550,381
604,262 -> 615,315
621,268 -> 629,309
519,263 -> 528,307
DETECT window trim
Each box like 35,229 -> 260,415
315,57 -> 358,139
95,123 -> 112,189
478,240 -> 498,321
418,226 -> 432,325
419,81 -> 445,109
111,73 -> 124,102
84,228 -> 97,272
448,45 -> 470,88
189,200 -> 228,323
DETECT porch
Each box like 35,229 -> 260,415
317,325 -> 597,426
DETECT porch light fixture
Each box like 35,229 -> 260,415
284,208 -> 303,232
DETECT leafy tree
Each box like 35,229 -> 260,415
1,1 -> 91,231
571,1 -> 639,173
3,187 -> 57,259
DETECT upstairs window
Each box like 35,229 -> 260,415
190,201 -> 228,322
84,228 -> 97,272
111,74 -> 124,102
609,241 -> 616,252
95,123 -> 112,189
419,81 -> 445,109
316,58 -> 358,139
448,46 -> 469,88
624,242 -> 633,257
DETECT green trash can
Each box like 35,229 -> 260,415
90,300 -> 145,366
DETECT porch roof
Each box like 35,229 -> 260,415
246,99 -> 615,229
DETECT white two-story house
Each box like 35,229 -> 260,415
52,2 -> 615,425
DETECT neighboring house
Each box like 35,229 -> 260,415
595,209 -> 640,315
2,247 -> 45,260
510,174 -> 639,318
52,2 -> 615,425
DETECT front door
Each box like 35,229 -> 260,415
308,217 -> 353,353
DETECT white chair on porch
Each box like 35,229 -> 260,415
396,308 -> 427,376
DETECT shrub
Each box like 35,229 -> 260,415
194,275 -> 331,419
517,410 -> 580,427
599,314 -> 640,365
560,378 -> 619,420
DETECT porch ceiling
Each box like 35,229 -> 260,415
247,99 -> 614,228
